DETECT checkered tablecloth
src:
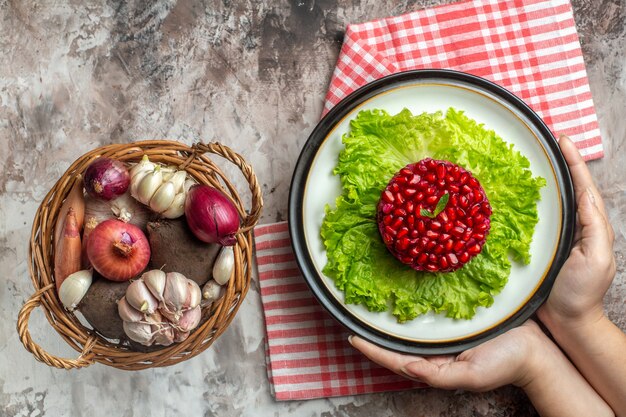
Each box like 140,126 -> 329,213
257,0 -> 603,401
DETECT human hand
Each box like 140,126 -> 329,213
349,320 -> 547,391
537,135 -> 616,331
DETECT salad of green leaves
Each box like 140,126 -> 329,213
320,108 -> 546,321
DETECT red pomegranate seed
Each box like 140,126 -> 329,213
444,239 -> 454,251
426,195 -> 438,204
459,252 -> 470,263
425,263 -> 438,271
385,226 -> 396,236
425,173 -> 436,182
467,244 -> 481,255
436,163 -> 445,179
403,188 -> 417,197
439,256 -> 449,269
392,218 -> 403,229
410,229 -> 419,239
382,190 -> 394,203
415,192 -> 425,201
409,175 -> 420,185
431,221 -> 442,231
448,253 -> 458,265
417,253 -> 428,264
405,201 -> 414,212
383,215 -> 393,226
397,228 -> 409,239
451,226 -> 464,237
453,241 -> 464,252
425,230 -> 439,239
394,208 -> 407,217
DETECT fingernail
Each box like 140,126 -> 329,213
586,187 -> 596,207
558,134 -> 569,142
348,335 -> 354,346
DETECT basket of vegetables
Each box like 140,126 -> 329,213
17,140 -> 263,370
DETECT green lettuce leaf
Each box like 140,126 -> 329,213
321,108 -> 545,321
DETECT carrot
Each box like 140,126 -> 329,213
54,176 -> 85,247
54,207 -> 82,291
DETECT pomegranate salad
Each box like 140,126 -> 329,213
321,108 -> 545,321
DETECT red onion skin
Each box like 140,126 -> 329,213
185,185 -> 239,246
87,219 -> 150,281
84,158 -> 130,200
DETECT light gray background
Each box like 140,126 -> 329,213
1,1 -> 624,416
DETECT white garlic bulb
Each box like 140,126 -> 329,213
118,270 -> 203,347
129,156 -> 190,219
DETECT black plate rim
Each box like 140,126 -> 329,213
288,69 -> 575,355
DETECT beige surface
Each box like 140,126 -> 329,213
1,1 -> 624,416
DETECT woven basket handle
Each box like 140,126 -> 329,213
189,142 -> 264,233
17,284 -> 97,369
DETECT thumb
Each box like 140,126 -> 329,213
403,359 -> 479,390
578,188 -> 611,257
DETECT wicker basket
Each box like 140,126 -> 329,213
17,140 -> 263,370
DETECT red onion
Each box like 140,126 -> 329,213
87,219 -> 150,281
84,157 -> 130,200
185,185 -> 240,246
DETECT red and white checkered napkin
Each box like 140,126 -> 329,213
325,0 -> 603,160
255,223 -> 424,401
256,0 -> 602,401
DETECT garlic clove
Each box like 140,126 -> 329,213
129,155 -> 155,179
161,192 -> 185,219
163,272 -> 191,313
142,269 -> 167,301
153,324 -> 175,346
187,280 -> 202,310
213,247 -> 235,285
159,306 -> 180,324
149,181 -> 176,213
202,280 -> 223,303
134,167 -> 162,205
117,296 -> 144,322
175,305 -> 201,333
123,321 -> 154,346
173,330 -> 190,343
130,169 -> 150,198
126,279 -> 159,314
59,270 -> 93,311
184,178 -> 196,193
169,171 -> 187,193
